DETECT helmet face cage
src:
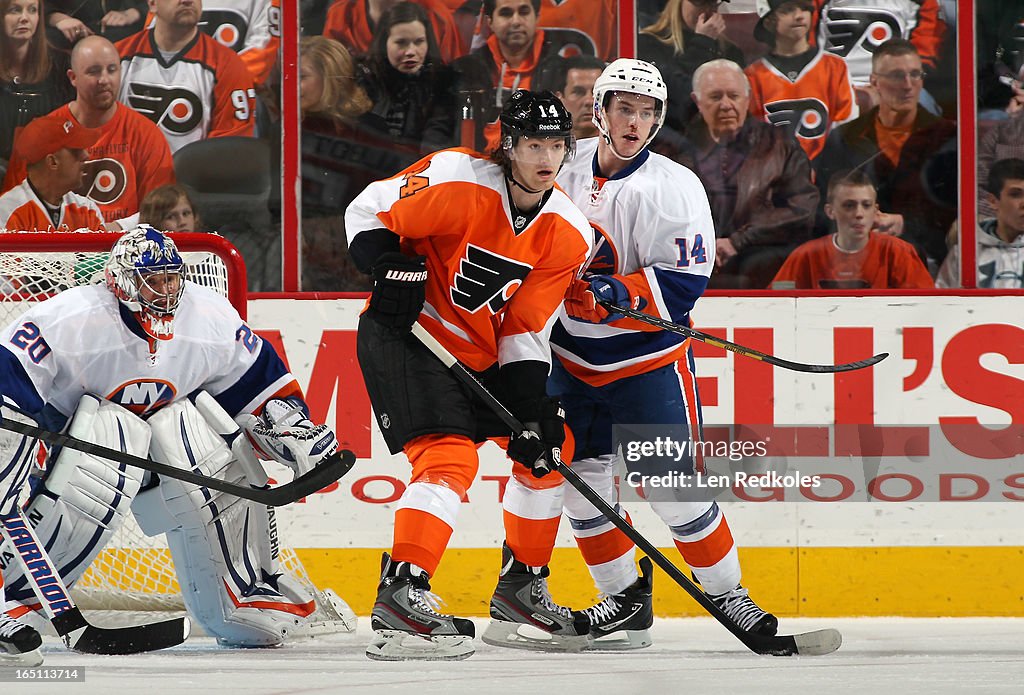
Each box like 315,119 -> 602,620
499,89 -> 576,169
592,58 -> 668,160
105,226 -> 185,339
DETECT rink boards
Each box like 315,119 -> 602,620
247,294 -> 1024,617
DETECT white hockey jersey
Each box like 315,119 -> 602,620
552,138 -> 715,386
0,283 -> 296,421
815,0 -> 945,86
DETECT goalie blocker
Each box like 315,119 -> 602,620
1,393 -> 355,646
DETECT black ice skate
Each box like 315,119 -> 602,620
709,585 -> 778,636
582,555 -> 654,651
366,552 -> 475,661
482,543 -> 590,652
0,613 -> 43,667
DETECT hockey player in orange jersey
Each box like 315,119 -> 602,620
345,90 -> 593,661
772,168 -> 934,288
489,59 -> 779,652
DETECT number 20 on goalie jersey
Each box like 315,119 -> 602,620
345,147 -> 592,373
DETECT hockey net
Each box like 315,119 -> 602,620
0,232 -> 313,611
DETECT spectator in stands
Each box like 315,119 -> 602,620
0,0 -> 74,162
2,36 -> 174,229
453,0 -> 574,152
813,0 -> 946,113
0,112 -> 104,231
937,158 -> 1024,289
637,0 -> 746,135
537,53 -> 604,140
143,0 -> 280,86
116,0 -> 256,153
814,39 -> 957,271
45,0 -> 145,51
139,182 -> 200,231
323,0 -> 464,63
745,0 -> 856,161
294,36 -> 406,290
658,59 -> 818,289
772,169 -> 933,288
358,1 -> 457,154
462,0 -> 617,61
978,110 -> 1024,220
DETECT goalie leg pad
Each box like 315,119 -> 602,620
147,398 -> 331,647
0,395 -> 149,604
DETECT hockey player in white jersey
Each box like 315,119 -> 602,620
0,226 -> 355,652
492,59 -> 779,651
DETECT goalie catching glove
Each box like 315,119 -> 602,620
241,397 -> 339,476
506,397 -> 565,478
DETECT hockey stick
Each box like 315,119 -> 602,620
410,322 -> 841,656
597,300 -> 887,373
0,510 -> 190,655
0,416 -> 355,506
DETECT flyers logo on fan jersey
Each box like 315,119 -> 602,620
821,8 -> 902,57
764,98 -> 830,140
108,379 -> 177,415
78,158 -> 127,205
201,9 -> 250,51
126,84 -> 205,134
451,244 -> 532,314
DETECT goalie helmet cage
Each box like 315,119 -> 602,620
0,231 -> 311,611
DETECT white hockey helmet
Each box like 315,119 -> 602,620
592,58 -> 668,160
104,225 -> 184,344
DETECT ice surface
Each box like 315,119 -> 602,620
8,618 -> 1022,694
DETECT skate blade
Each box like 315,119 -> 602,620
366,630 -> 474,661
585,628 -> 653,651
0,647 -> 44,667
481,620 -> 590,653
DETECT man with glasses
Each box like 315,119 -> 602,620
814,38 -> 956,273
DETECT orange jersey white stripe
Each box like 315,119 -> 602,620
746,49 -> 856,161
0,180 -> 104,232
345,147 -> 592,373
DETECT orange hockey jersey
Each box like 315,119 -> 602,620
1,104 -> 174,224
345,147 -> 592,372
116,29 -> 256,153
746,49 -> 856,161
322,0 -> 465,63
0,180 -> 105,232
771,232 -> 934,289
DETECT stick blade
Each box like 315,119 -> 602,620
57,609 -> 190,655
793,628 -> 843,656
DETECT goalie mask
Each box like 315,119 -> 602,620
593,58 -> 667,161
498,89 -> 575,193
105,225 -> 184,345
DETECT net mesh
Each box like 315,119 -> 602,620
0,234 -> 313,611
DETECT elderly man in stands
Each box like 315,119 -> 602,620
656,58 -> 818,289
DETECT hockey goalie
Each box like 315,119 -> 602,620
0,226 -> 355,662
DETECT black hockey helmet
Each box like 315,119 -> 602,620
499,89 -> 575,157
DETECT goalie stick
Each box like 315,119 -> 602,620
0,510 -> 190,655
0,416 -> 355,507
597,300 -> 887,373
410,322 -> 842,656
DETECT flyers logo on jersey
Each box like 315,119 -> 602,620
451,244 -> 532,314
108,379 -> 177,415
822,8 -> 902,57
78,158 -> 127,205
765,98 -> 830,139
200,9 -> 250,52
127,84 -> 204,134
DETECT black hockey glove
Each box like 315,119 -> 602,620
367,252 -> 428,333
506,397 -> 565,478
